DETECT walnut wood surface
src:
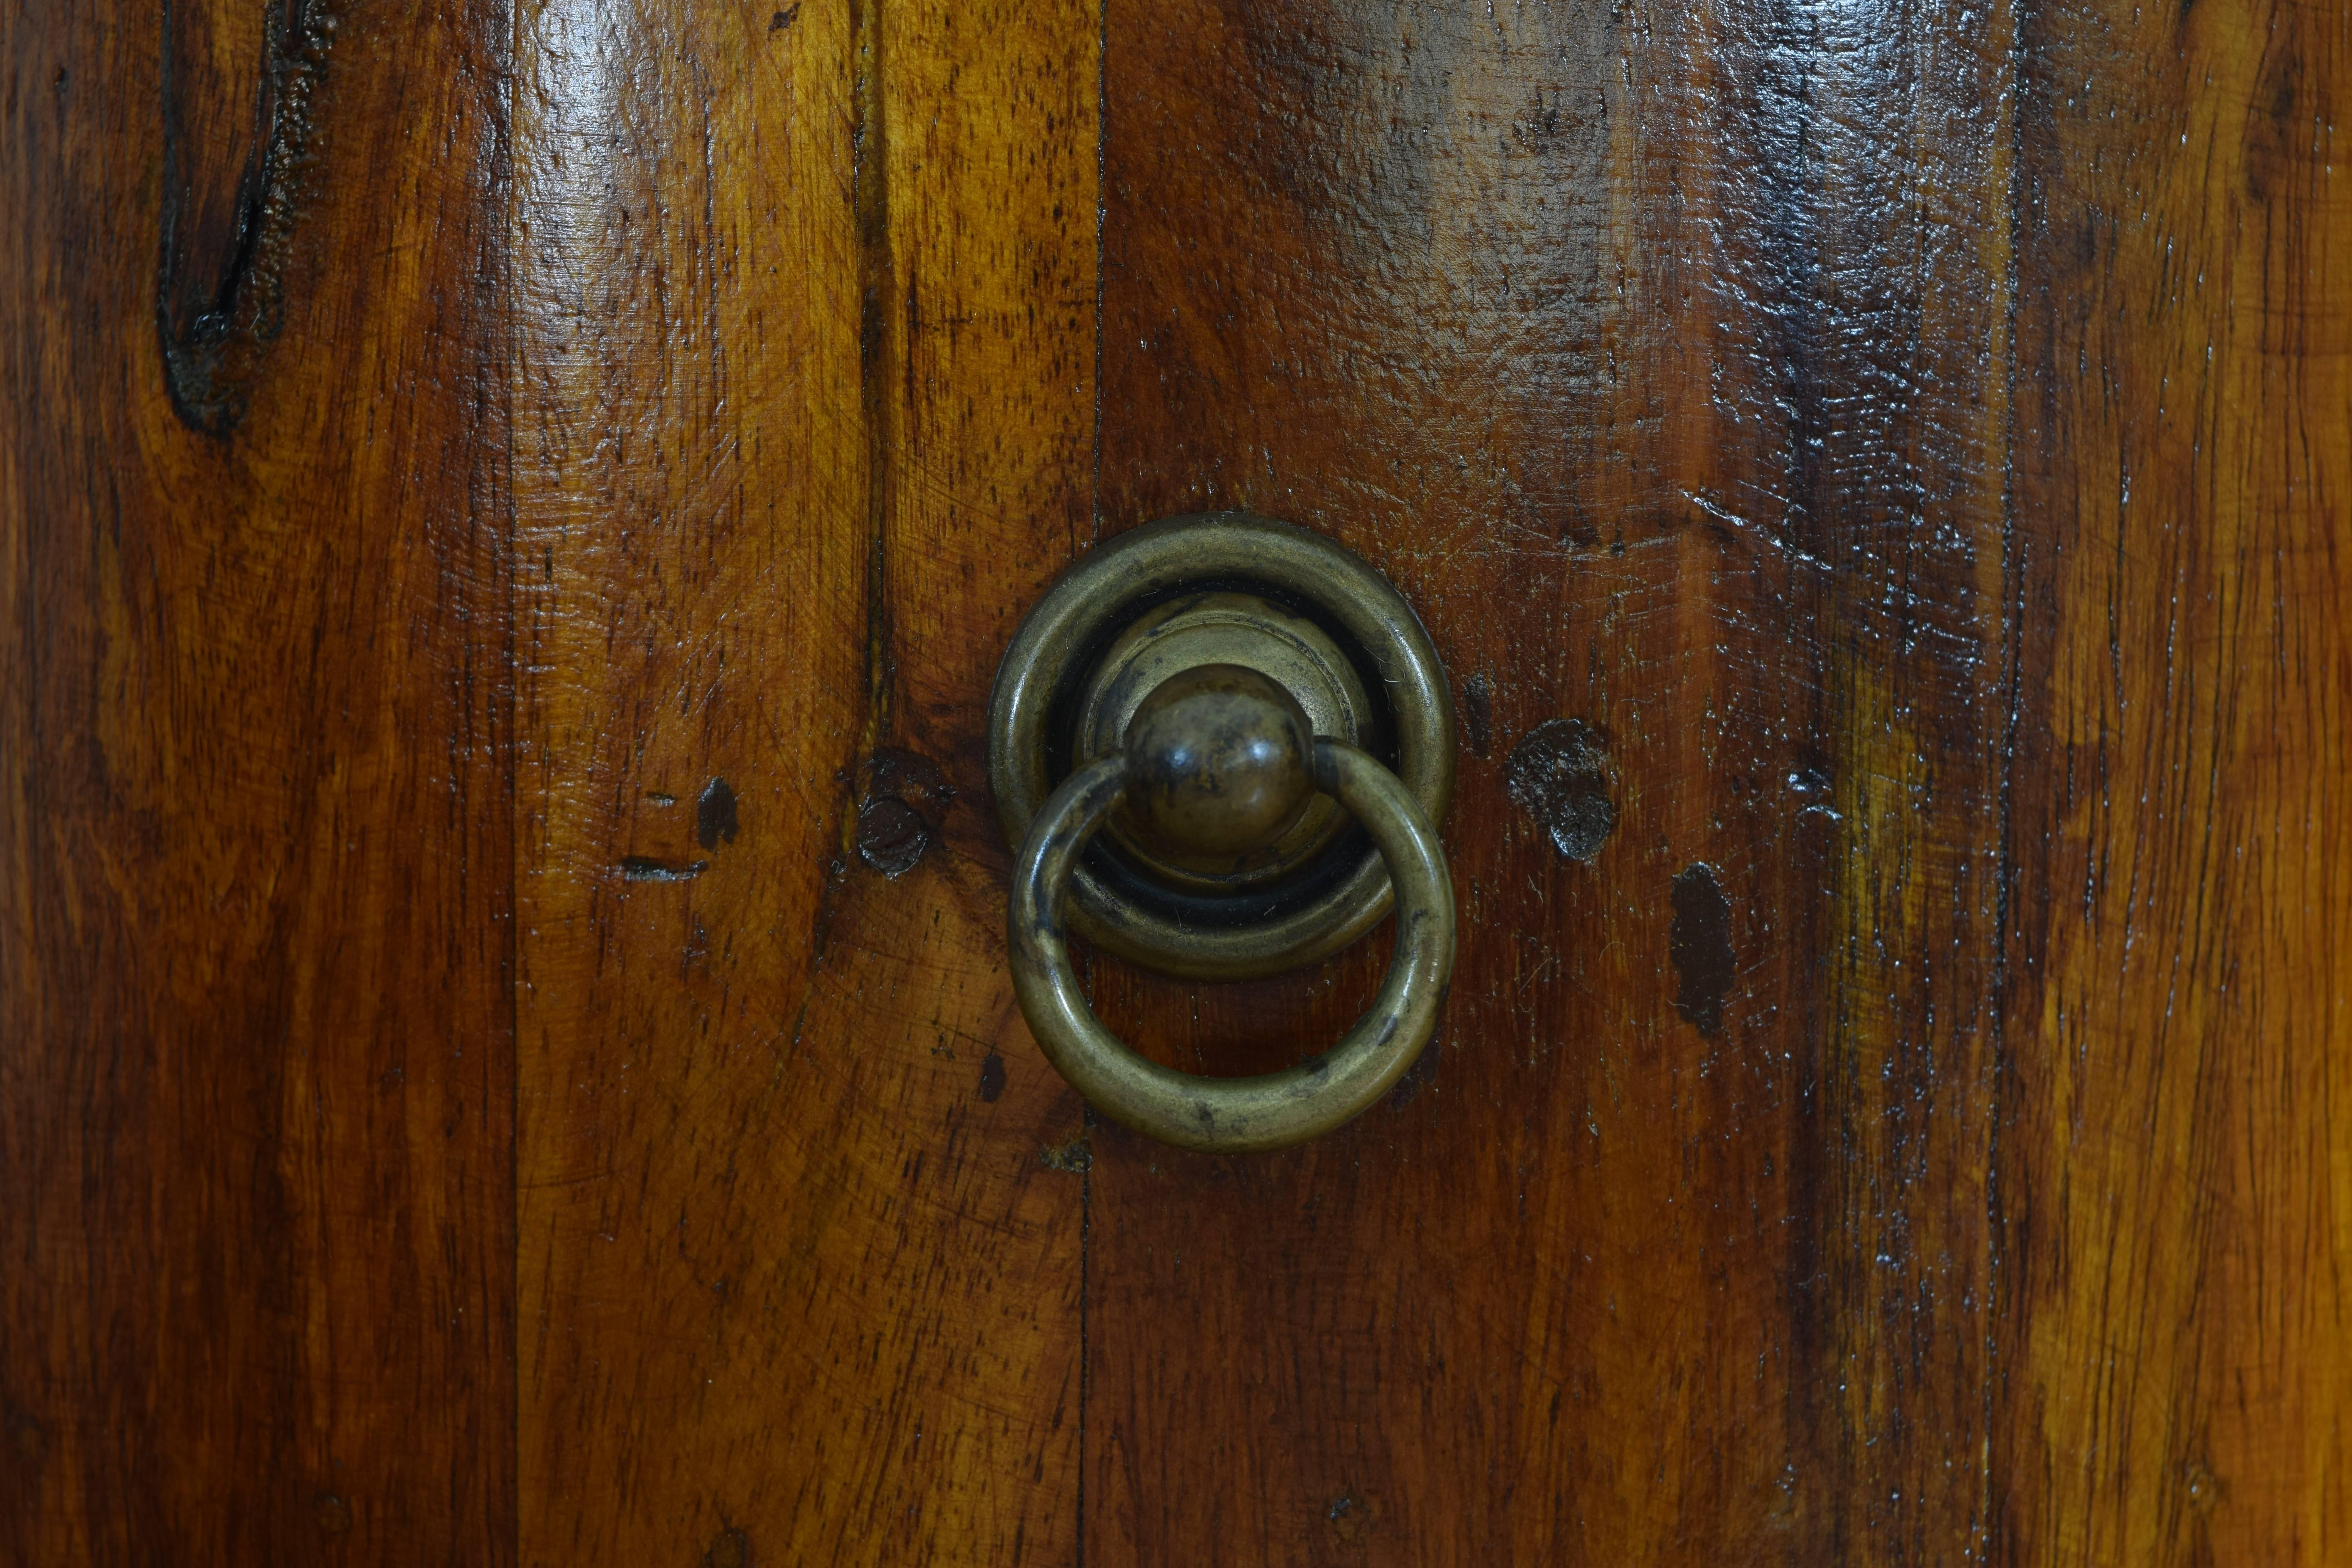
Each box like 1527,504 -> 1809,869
508,0 -> 1093,1561
2002,2 -> 2350,1557
1089,0 -> 2347,1563
3,0 -> 2343,1564
3,2 -> 515,1562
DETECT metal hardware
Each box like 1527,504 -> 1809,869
988,512 -> 1454,981
1072,592 -> 1371,896
1007,670 -> 1456,1152
989,512 -> 1458,1152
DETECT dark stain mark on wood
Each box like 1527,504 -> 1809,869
701,1524 -> 750,1568
1504,718 -> 1615,861
1461,673 -> 1492,759
158,0 -> 339,435
1668,863 -> 1733,1037
978,1051 -> 1007,1103
621,856 -> 707,883
769,4 -> 800,29
856,799 -> 928,878
852,748 -> 953,878
696,777 -> 740,849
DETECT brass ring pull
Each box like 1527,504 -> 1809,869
1008,666 -> 1457,1153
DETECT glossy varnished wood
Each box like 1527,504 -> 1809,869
3,0 -> 2343,1562
1087,0 -> 2345,1563
2002,1 -> 2351,1558
1090,0 -> 1892,1557
507,0 -> 1094,1562
3,1 -> 515,1561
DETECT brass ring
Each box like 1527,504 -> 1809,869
1009,739 -> 1457,1153
988,513 -> 1455,981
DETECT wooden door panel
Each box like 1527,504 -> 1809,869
2002,0 -> 2352,1557
1082,0 -> 2348,1561
507,0 -> 1094,1561
1088,0 -> 2010,1559
4,0 -> 2343,1563
4,2 -> 516,1562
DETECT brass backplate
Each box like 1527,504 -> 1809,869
987,512 -> 1454,980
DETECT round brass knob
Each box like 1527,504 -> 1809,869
1007,673 -> 1456,1154
1118,664 -> 1317,868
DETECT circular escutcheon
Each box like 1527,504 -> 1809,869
1075,592 -> 1372,895
987,512 -> 1454,980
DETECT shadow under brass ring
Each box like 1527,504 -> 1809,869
1009,739 -> 1457,1154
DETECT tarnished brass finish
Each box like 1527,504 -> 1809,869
1118,665 -> 1318,873
987,512 -> 1454,980
993,514 -> 1459,1151
1009,739 -> 1457,1154
1074,593 -> 1370,893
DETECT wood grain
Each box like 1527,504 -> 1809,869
2,1 -> 515,1562
1087,0 -> 2343,1563
507,0 -> 1096,1561
2000,0 -> 2351,1560
3,0 -> 2343,1561
1090,0 -> 1872,1558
